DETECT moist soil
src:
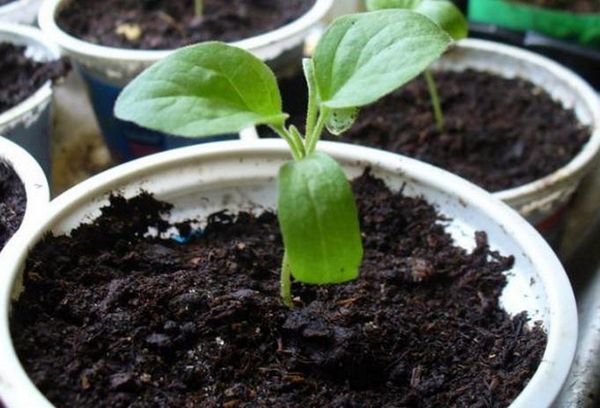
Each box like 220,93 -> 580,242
517,0 -> 600,13
0,43 -> 69,115
0,161 -> 26,251
261,70 -> 590,192
56,0 -> 315,50
11,173 -> 546,407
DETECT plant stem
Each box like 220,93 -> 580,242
303,58 -> 319,139
194,0 -> 203,16
281,251 -> 293,307
270,124 -> 304,160
305,107 -> 330,154
424,69 -> 445,133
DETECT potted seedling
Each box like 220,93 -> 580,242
0,23 -> 68,179
0,9 -> 576,408
38,0 -> 334,162
0,136 -> 49,257
0,0 -> 41,24
258,0 -> 600,246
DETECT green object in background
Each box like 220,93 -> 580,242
468,0 -> 600,47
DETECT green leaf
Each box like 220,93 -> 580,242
326,107 -> 359,136
313,9 -> 451,109
115,42 -> 287,138
278,152 -> 363,284
366,0 -> 468,40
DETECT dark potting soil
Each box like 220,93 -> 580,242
517,0 -> 600,13
0,43 -> 69,115
10,173 -> 546,407
56,0 -> 315,50
0,161 -> 26,251
262,70 -> 590,192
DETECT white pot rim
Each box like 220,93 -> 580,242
0,136 -> 49,250
0,139 -> 577,408
454,39 -> 600,202
38,0 -> 334,62
0,23 -> 60,128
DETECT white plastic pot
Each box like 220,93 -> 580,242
0,136 -> 49,257
38,0 -> 334,162
0,23 -> 61,178
0,140 -> 577,407
433,39 -> 600,240
0,0 -> 41,25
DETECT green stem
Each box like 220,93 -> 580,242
424,70 -> 444,133
194,0 -> 203,16
305,107 -> 330,155
303,58 -> 319,139
281,251 -> 293,307
270,124 -> 304,160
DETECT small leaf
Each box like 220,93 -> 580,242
115,42 -> 287,138
366,0 -> 468,40
313,10 -> 451,109
278,152 -> 363,284
326,107 -> 360,136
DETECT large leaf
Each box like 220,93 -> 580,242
115,42 -> 287,137
366,0 -> 468,40
313,9 -> 451,109
278,152 -> 363,284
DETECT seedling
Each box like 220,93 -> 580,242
367,0 -> 468,132
115,10 -> 451,306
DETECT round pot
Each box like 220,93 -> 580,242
0,139 -> 578,407
435,39 -> 600,244
0,0 -> 41,25
0,136 -> 49,257
38,0 -> 334,163
0,23 -> 61,179
468,0 -> 600,47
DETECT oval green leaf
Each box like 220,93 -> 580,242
278,152 -> 363,284
313,9 -> 452,109
115,42 -> 287,138
366,0 -> 468,40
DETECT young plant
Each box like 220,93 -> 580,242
115,10 -> 451,306
366,0 -> 468,132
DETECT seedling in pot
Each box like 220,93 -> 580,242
115,9 -> 451,306
366,0 -> 468,132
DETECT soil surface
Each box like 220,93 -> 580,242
517,0 -> 600,13
56,0 -> 315,50
0,0 -> 16,6
11,173 -> 546,407
0,43 -> 69,115
0,161 -> 26,251
262,70 -> 590,192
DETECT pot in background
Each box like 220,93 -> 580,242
0,23 -> 61,179
38,0 -> 334,163
0,139 -> 578,407
0,135 -> 49,257
435,39 -> 600,246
